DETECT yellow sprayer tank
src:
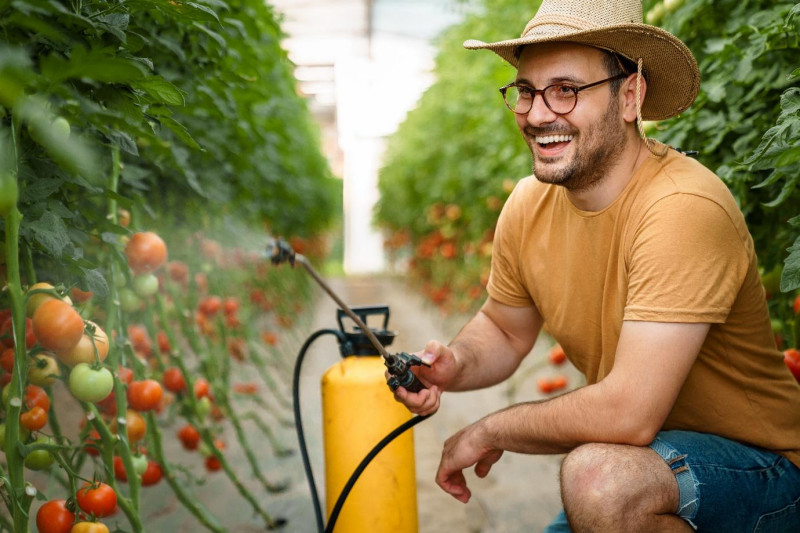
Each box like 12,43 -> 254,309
321,307 -> 418,532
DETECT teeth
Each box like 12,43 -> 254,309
535,134 -> 573,145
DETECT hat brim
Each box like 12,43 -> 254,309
464,24 -> 699,121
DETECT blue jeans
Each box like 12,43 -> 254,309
543,430 -> 800,532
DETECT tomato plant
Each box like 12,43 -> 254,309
68,364 -> 114,403
36,499 -> 75,533
76,482 -> 117,518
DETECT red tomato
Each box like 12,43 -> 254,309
32,300 -> 84,354
70,287 -> 93,303
20,405 -> 48,431
204,455 -> 222,472
784,348 -> 800,383
76,482 -> 117,517
25,385 -> 51,412
537,377 -> 554,395
794,294 -> 800,315
177,424 -> 200,450
141,461 -> 163,486
162,367 -> 186,393
36,499 -> 75,533
222,297 -> 239,316
117,366 -> 134,384
156,331 -> 171,353
198,296 -> 222,317
193,378 -> 210,399
0,316 -> 36,349
233,382 -> 258,395
548,345 -> 567,366
127,379 -> 163,411
113,455 -> 127,482
84,430 -> 101,456
167,260 -> 189,284
127,324 -> 152,357
124,232 -> 167,275
0,347 -> 14,373
550,375 -> 568,391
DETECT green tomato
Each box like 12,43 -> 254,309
51,117 -> 70,140
131,454 -> 148,476
28,353 -> 61,386
24,436 -> 55,470
68,363 -> 114,403
196,396 -> 211,418
132,273 -> 159,298
119,288 -> 143,312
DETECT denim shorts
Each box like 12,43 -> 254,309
544,430 -> 800,532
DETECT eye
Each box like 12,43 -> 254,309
516,86 -> 534,99
548,84 -> 577,100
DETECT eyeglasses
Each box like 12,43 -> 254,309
499,73 -> 628,115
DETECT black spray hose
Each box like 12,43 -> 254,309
293,329 -> 431,533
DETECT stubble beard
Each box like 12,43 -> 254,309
528,98 -> 627,192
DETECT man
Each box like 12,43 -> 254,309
392,0 -> 800,531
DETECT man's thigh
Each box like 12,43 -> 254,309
648,430 -> 800,531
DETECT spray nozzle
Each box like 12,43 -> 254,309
385,352 -> 430,393
266,238 -> 296,266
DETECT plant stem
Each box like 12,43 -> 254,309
3,204 -> 31,533
145,411 -> 225,533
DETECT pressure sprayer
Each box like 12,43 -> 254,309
267,239 -> 432,533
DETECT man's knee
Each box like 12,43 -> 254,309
560,443 -> 628,512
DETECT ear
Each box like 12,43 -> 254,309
620,72 -> 645,124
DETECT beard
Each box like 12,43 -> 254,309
526,97 -> 627,192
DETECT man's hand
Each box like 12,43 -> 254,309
435,420 -> 503,503
391,340 -> 459,416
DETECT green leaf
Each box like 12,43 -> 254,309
80,268 -> 109,299
774,145 -> 800,168
159,116 -> 202,150
132,76 -> 185,106
40,46 -> 146,84
782,234 -> 800,292
166,1 -> 221,23
28,211 -> 70,257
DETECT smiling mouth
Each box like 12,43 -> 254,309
535,134 -> 574,148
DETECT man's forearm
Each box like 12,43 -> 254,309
479,379 -> 654,455
446,309 -> 532,391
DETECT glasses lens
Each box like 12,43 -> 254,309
504,86 -> 530,113
544,85 -> 577,114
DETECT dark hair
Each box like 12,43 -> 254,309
602,51 -> 638,95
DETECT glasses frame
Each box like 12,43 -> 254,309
499,73 -> 629,116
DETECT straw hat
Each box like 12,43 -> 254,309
463,0 -> 700,121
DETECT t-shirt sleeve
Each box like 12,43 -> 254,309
624,193 -> 750,323
487,184 -> 534,307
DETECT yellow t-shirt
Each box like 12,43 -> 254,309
488,147 -> 800,468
